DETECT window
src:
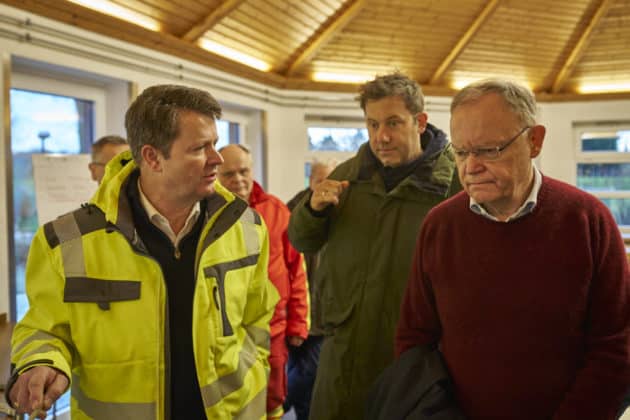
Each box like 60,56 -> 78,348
305,123 -> 368,187
308,126 -> 368,152
575,125 -> 630,231
216,119 -> 240,149
10,86 -> 97,418
11,89 -> 95,321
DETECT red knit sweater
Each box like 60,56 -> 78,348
396,176 -> 630,420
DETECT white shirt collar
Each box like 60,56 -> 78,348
137,179 -> 201,247
469,165 -> 542,222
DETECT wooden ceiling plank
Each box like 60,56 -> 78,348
181,0 -> 246,43
551,0 -> 614,93
285,0 -> 366,76
428,0 -> 501,85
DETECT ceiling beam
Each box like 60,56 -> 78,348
181,0 -> 246,43
550,0 -> 613,93
285,0 -> 365,76
428,0 -> 501,85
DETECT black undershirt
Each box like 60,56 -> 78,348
126,174 -> 207,419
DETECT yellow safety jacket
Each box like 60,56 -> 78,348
9,152 -> 278,419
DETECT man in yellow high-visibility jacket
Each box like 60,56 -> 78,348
7,84 -> 278,420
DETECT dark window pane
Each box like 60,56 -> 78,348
581,130 -> 630,152
577,163 -> 630,192
598,198 -> 630,227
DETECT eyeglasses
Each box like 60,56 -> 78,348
452,126 -> 531,161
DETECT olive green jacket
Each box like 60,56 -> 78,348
288,126 -> 461,418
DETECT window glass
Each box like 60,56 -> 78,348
308,127 -> 368,151
598,198 -> 630,226
581,131 -> 630,152
576,129 -> 630,231
11,88 -> 93,415
216,119 -> 240,149
577,163 -> 630,192
11,89 -> 93,321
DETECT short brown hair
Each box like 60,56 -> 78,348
357,72 -> 424,115
125,84 -> 222,162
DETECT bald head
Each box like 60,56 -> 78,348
89,136 -> 129,184
309,160 -> 336,190
217,144 -> 254,201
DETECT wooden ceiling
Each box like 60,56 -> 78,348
3,0 -> 630,100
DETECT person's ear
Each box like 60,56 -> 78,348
416,112 -> 428,134
141,145 -> 163,172
529,125 -> 546,158
88,163 -> 98,181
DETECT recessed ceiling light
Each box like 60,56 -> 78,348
67,0 -> 161,31
452,78 -> 533,91
578,83 -> 630,94
199,39 -> 271,72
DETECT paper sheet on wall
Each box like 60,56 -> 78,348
32,154 -> 96,226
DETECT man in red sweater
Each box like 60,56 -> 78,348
218,144 -> 309,419
396,79 -> 630,419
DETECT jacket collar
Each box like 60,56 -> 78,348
90,150 -> 234,242
355,123 -> 456,196
248,181 -> 268,206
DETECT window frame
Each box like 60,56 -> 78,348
574,122 -> 630,233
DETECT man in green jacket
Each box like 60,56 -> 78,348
288,72 -> 461,419
8,85 -> 277,419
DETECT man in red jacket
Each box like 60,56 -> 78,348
218,144 -> 309,419
396,79 -> 630,419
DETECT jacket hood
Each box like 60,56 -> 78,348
420,123 -> 449,159
339,122 -> 456,196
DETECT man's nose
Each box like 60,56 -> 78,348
376,126 -> 390,142
464,153 -> 485,173
208,148 -> 223,164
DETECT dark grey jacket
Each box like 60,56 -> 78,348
366,345 -> 466,420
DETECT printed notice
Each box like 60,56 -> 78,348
32,154 -> 96,226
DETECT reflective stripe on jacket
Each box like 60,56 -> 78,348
10,151 -> 278,420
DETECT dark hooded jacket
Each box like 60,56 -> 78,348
288,123 -> 462,419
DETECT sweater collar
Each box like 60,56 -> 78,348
469,165 -> 542,222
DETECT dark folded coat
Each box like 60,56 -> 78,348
365,345 -> 466,420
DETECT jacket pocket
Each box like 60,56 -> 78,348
203,254 -> 259,337
64,277 -> 141,310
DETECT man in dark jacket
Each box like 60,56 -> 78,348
288,72 -> 462,420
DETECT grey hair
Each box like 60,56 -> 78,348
451,79 -> 537,126
357,71 -> 424,115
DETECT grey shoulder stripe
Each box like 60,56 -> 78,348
43,221 -> 59,249
201,198 -> 248,252
44,206 -> 108,249
242,207 -> 262,225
